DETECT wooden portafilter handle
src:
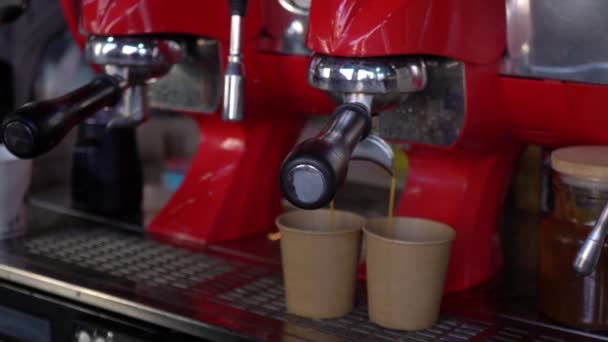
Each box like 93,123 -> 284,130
1,75 -> 122,159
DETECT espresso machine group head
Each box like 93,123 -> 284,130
1,36 -> 183,158
280,55 -> 426,208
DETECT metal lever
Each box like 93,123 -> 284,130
573,201 -> 608,276
351,134 -> 394,174
222,0 -> 248,121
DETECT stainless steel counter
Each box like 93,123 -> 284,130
0,200 -> 607,341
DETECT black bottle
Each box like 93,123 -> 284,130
71,118 -> 143,218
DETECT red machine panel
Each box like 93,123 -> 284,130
306,0 -> 505,63
505,77 -> 608,147
60,0 -> 608,294
304,0 -> 517,292
80,0 -> 259,41
60,0 -> 333,244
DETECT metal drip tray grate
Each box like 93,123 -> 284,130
23,229 -> 236,289
212,276 -> 488,341
211,276 -> 587,341
15,228 -> 604,341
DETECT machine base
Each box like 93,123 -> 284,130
0,203 -> 607,341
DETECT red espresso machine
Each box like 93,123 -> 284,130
278,0 -> 608,293
2,2 -> 331,243
3,0 -> 608,296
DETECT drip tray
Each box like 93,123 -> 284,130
2,227 -> 606,341
213,276 -> 488,341
24,229 -> 236,290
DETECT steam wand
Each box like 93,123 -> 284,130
222,0 -> 248,121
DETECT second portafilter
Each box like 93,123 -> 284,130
1,36 -> 183,159
280,55 -> 427,209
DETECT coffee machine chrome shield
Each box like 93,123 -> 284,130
308,55 -> 426,106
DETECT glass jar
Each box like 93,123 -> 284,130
539,171 -> 608,329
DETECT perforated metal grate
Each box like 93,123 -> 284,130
486,326 -> 568,342
18,228 -> 596,341
24,229 -> 236,289
212,276 -> 488,341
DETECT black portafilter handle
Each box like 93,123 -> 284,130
280,103 -> 371,209
1,75 -> 122,159
0,0 -> 28,24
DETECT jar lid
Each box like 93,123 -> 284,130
552,146 -> 608,180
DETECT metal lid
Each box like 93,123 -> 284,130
552,146 -> 608,180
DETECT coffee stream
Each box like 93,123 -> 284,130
328,162 -> 397,238
387,172 -> 396,238
329,200 -> 335,229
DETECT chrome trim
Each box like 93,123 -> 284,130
108,83 -> 148,128
86,36 -> 221,115
259,0 -> 310,55
223,71 -> 244,121
0,265 -> 241,341
288,164 -> 326,203
344,93 -> 372,113
309,55 -> 427,94
86,36 -> 183,69
351,134 -> 394,174
278,0 -> 310,16
223,15 -> 245,121
228,15 -> 243,58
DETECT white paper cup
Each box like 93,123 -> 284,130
0,146 -> 31,239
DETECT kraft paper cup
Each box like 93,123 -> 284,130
365,217 -> 455,330
276,209 -> 364,319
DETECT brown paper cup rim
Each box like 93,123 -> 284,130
276,209 -> 365,236
364,217 -> 456,246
